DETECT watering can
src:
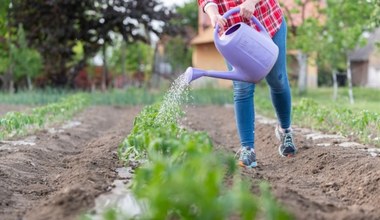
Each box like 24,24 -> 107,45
185,7 -> 279,84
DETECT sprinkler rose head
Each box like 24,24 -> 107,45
184,67 -> 193,85
184,67 -> 204,84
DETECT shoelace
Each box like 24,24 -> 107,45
283,133 -> 294,148
234,148 -> 254,159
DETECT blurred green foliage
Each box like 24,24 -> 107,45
284,0 -> 377,94
0,0 -> 10,36
108,41 -> 153,77
164,36 -> 193,73
0,87 -> 233,106
162,0 -> 198,74
172,0 -> 198,31
117,102 -> 292,219
10,0 -> 174,87
317,0 -> 376,71
11,25 -> 42,82
0,88 -> 75,105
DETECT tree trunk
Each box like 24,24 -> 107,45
0,75 -> 4,90
9,78 -> 14,94
91,81 -> 96,93
120,41 -> 127,88
121,41 -> 126,77
101,44 -> 108,91
297,51 -> 308,95
332,69 -> 338,100
44,55 -> 68,87
7,4 -> 14,94
346,59 -> 354,104
27,75 -> 33,90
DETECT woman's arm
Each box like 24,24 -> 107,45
204,4 -> 227,28
197,0 -> 218,12
197,0 -> 227,28
240,0 -> 260,19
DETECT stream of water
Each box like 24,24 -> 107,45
89,73 -> 190,219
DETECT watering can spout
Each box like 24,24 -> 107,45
185,67 -> 205,84
184,7 -> 279,85
185,67 -> 246,84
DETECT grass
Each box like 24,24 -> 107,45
254,85 -> 380,146
1,86 -> 377,114
1,86 -> 378,146
253,85 -> 380,116
0,88 -> 74,105
0,87 -> 233,106
293,87 -> 380,114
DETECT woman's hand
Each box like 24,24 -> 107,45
209,13 -> 227,29
240,0 -> 259,19
205,4 -> 227,29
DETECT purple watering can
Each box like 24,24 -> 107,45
185,7 -> 279,84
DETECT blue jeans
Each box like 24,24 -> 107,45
230,19 -> 291,149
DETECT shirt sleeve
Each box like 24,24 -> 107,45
198,0 -> 218,13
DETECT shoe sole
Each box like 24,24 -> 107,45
239,161 -> 258,168
278,145 -> 297,157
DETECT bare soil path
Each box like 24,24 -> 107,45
184,105 -> 380,220
0,106 -> 140,220
2,104 -> 380,220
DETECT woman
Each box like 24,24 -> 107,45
197,0 -> 297,168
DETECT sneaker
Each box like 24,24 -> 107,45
237,147 -> 257,168
275,126 -> 297,157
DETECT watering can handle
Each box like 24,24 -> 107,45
214,7 -> 270,39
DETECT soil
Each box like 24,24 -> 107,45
1,104 -> 380,220
0,104 -> 29,116
183,105 -> 380,220
0,106 -> 141,220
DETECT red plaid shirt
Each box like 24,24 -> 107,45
198,0 -> 283,38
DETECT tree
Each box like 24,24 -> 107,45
373,2 -> 380,26
171,0 -> 198,32
12,24 -> 42,90
109,40 -> 153,77
12,0 -> 174,87
164,36 -> 192,73
159,0 -> 197,75
318,0 -> 376,104
0,0 -> 17,92
282,0 -> 325,94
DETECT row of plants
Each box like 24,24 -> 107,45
292,98 -> 380,146
3,86 -> 377,146
0,94 -> 89,140
252,86 -> 380,147
116,103 -> 292,219
0,87 -> 233,106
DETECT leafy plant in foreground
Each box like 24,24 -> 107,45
118,103 -> 292,219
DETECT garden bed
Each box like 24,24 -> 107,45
1,105 -> 380,219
